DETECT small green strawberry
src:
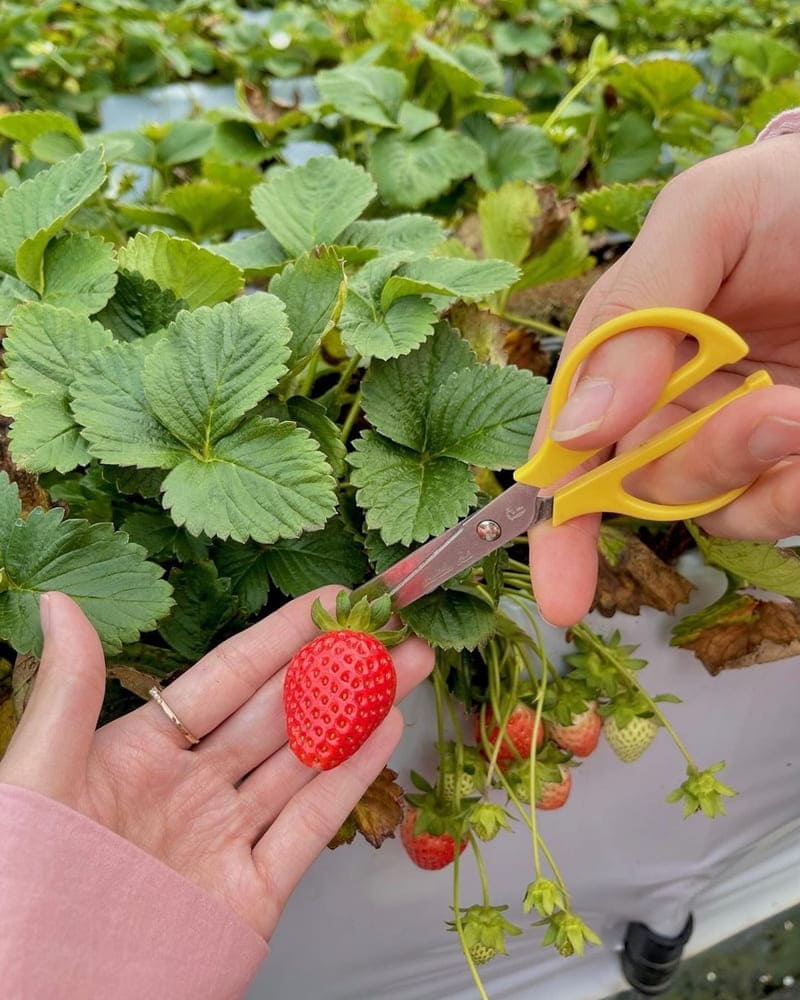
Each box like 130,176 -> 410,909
448,904 -> 522,965
603,714 -> 659,762
439,742 -> 487,807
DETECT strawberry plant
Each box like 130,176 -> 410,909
2,0 -> 800,994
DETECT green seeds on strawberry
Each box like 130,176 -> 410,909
603,714 -> 659,762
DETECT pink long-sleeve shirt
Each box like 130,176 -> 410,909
0,783 -> 267,999
1,109 -> 799,1000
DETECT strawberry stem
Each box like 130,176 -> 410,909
452,841 -> 490,1000
469,832 -> 492,908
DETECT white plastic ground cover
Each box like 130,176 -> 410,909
247,553 -> 800,1000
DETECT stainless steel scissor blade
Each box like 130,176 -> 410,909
353,482 -> 551,610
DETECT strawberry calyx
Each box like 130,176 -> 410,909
447,904 -> 523,966
310,591 -> 408,647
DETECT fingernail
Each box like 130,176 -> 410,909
747,416 -> 800,461
551,377 -> 614,442
39,592 -> 52,636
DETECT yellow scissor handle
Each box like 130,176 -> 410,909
513,306 -> 775,524
515,306 -> 755,488
549,369 -> 772,524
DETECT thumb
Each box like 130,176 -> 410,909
0,592 -> 106,801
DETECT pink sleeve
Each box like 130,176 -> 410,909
0,782 -> 268,1000
757,108 -> 800,140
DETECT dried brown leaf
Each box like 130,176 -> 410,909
328,767 -> 404,850
595,524 -> 695,616
676,596 -> 800,676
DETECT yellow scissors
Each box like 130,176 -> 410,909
353,307 -> 773,609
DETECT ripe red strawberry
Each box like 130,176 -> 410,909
474,702 -> 544,768
284,628 -> 396,771
549,701 -> 602,757
400,807 -> 467,870
536,766 -> 572,810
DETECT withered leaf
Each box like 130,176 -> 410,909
448,302 -> 509,367
12,651 -> 38,718
327,767 -> 404,850
595,523 -> 695,617
672,592 -> 800,676
107,665 -> 161,701
502,326 -> 550,377
0,656 -> 15,758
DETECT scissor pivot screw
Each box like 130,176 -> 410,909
476,519 -> 502,542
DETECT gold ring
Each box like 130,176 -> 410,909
148,685 -> 200,747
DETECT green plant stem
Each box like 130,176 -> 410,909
340,388 -> 362,443
543,65 -> 603,131
470,832 -> 492,908
452,846 -> 490,1000
493,309 -> 565,338
334,352 -> 362,404
299,346 -> 321,396
432,661 -> 449,799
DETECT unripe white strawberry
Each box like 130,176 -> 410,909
603,715 -> 658,762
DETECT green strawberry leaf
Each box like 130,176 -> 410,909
426,365 -> 546,468
161,416 -> 337,544
381,257 -> 519,310
70,340 -> 188,470
348,431 -> 476,546
516,216 -> 594,290
361,323 -> 476,451
0,147 -> 106,292
209,231 -> 288,277
369,129 -> 484,209
0,472 -> 172,656
401,588 -> 497,650
710,30 -> 800,84
316,64 -> 407,128
265,519 -> 369,597
687,522 -> 800,598
0,374 -> 31,417
40,233 -> 118,315
492,21 -> 552,57
141,293 -> 292,453
251,157 -> 376,258
158,561 -> 238,661
455,43 -> 504,91
212,540 -> 271,617
96,271 -> 187,342
117,232 -> 244,309
286,396 -> 347,478
9,394 -> 91,473
578,181 -> 663,237
597,111 -> 661,184
269,247 -> 347,367
3,302 -> 112,397
161,180 -> 257,238
340,214 -> 444,257
460,114 -> 557,190
339,259 -> 438,360
478,182 -> 542,267
611,59 -> 703,112
155,120 -> 215,166
4,303 -> 113,474
121,509 -> 209,563
0,110 -> 83,152
414,35 -> 483,97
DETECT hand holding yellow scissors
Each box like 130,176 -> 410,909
354,307 -> 772,610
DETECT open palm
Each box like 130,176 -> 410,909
0,588 -> 434,939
